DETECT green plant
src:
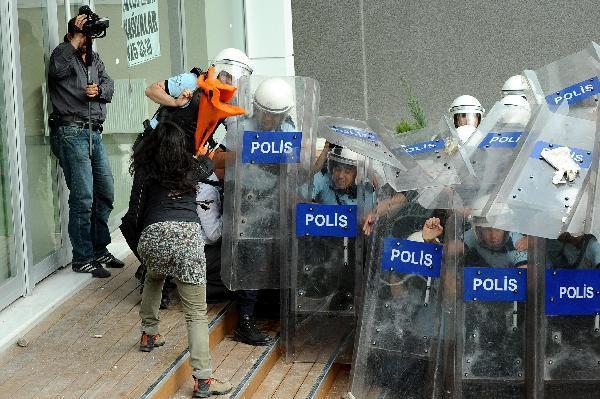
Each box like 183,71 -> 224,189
395,78 -> 427,135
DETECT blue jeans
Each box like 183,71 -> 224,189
50,125 -> 114,265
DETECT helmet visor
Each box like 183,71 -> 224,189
214,61 -> 252,86
253,106 -> 286,131
474,226 -> 510,251
327,152 -> 357,191
453,112 -> 481,128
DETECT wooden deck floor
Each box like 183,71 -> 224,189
325,366 -> 349,399
248,357 -> 325,399
170,321 -> 278,399
0,254 -> 224,399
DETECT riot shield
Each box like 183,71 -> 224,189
377,116 -> 472,186
445,217 -> 529,399
483,102 -> 598,239
368,117 -> 474,193
531,233 -> 600,398
523,41 -> 600,122
349,188 -> 456,399
280,144 -> 372,362
520,42 -> 600,237
584,111 -> 600,237
318,116 -> 426,183
416,101 -> 531,211
220,75 -> 319,290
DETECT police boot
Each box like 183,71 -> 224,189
234,315 -> 274,346
160,283 -> 170,310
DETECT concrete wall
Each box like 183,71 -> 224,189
292,0 -> 600,129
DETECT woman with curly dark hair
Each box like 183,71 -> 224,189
128,121 -> 231,398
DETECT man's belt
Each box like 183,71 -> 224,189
55,115 -> 104,132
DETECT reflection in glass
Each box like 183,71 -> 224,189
0,56 -> 16,283
18,0 -> 63,264
93,0 -> 181,230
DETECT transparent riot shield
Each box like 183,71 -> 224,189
523,41 -> 600,122
221,75 -> 319,290
584,112 -> 600,238
349,187 -> 456,399
280,146 -> 372,362
483,102 -> 598,239
519,42 -> 600,237
369,117 -> 474,209
531,233 -> 600,398
415,102 -> 531,211
445,217 -> 528,399
318,116 -> 426,183
318,116 -> 442,193
375,116 -> 472,186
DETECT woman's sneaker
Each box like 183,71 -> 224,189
72,261 -> 111,278
192,377 -> 232,398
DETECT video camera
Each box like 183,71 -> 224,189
78,5 -> 109,39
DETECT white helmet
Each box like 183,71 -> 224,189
502,75 -> 527,98
449,95 -> 485,115
456,124 -> 477,144
328,146 -> 359,163
327,147 -> 359,191
213,48 -> 253,85
500,95 -> 531,125
253,78 -> 294,114
500,94 -> 530,111
449,95 -> 485,128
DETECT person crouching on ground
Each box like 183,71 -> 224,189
131,121 -> 231,398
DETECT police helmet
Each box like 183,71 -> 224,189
253,78 -> 294,114
449,95 -> 485,128
213,48 -> 253,85
327,147 -> 359,192
502,75 -> 527,98
500,95 -> 531,125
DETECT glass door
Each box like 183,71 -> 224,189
16,0 -> 66,285
0,1 -> 26,310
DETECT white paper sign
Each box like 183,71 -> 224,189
122,0 -> 160,67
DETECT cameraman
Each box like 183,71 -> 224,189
48,13 -> 123,278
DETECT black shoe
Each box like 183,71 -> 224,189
160,292 -> 170,309
234,315 -> 274,346
96,253 -> 125,268
135,264 -> 146,281
72,261 -> 111,278
328,291 -> 354,311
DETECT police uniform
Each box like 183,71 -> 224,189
547,235 -> 600,269
462,228 -> 527,398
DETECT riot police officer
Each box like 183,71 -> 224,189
501,74 -> 527,99
225,77 -> 296,345
449,95 -> 485,128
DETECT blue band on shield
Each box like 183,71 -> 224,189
328,125 -> 378,142
295,203 -> 357,237
381,238 -> 442,278
478,132 -> 523,149
242,131 -> 302,164
529,140 -> 593,169
545,269 -> 600,316
464,268 -> 527,302
545,76 -> 600,106
402,139 -> 445,155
